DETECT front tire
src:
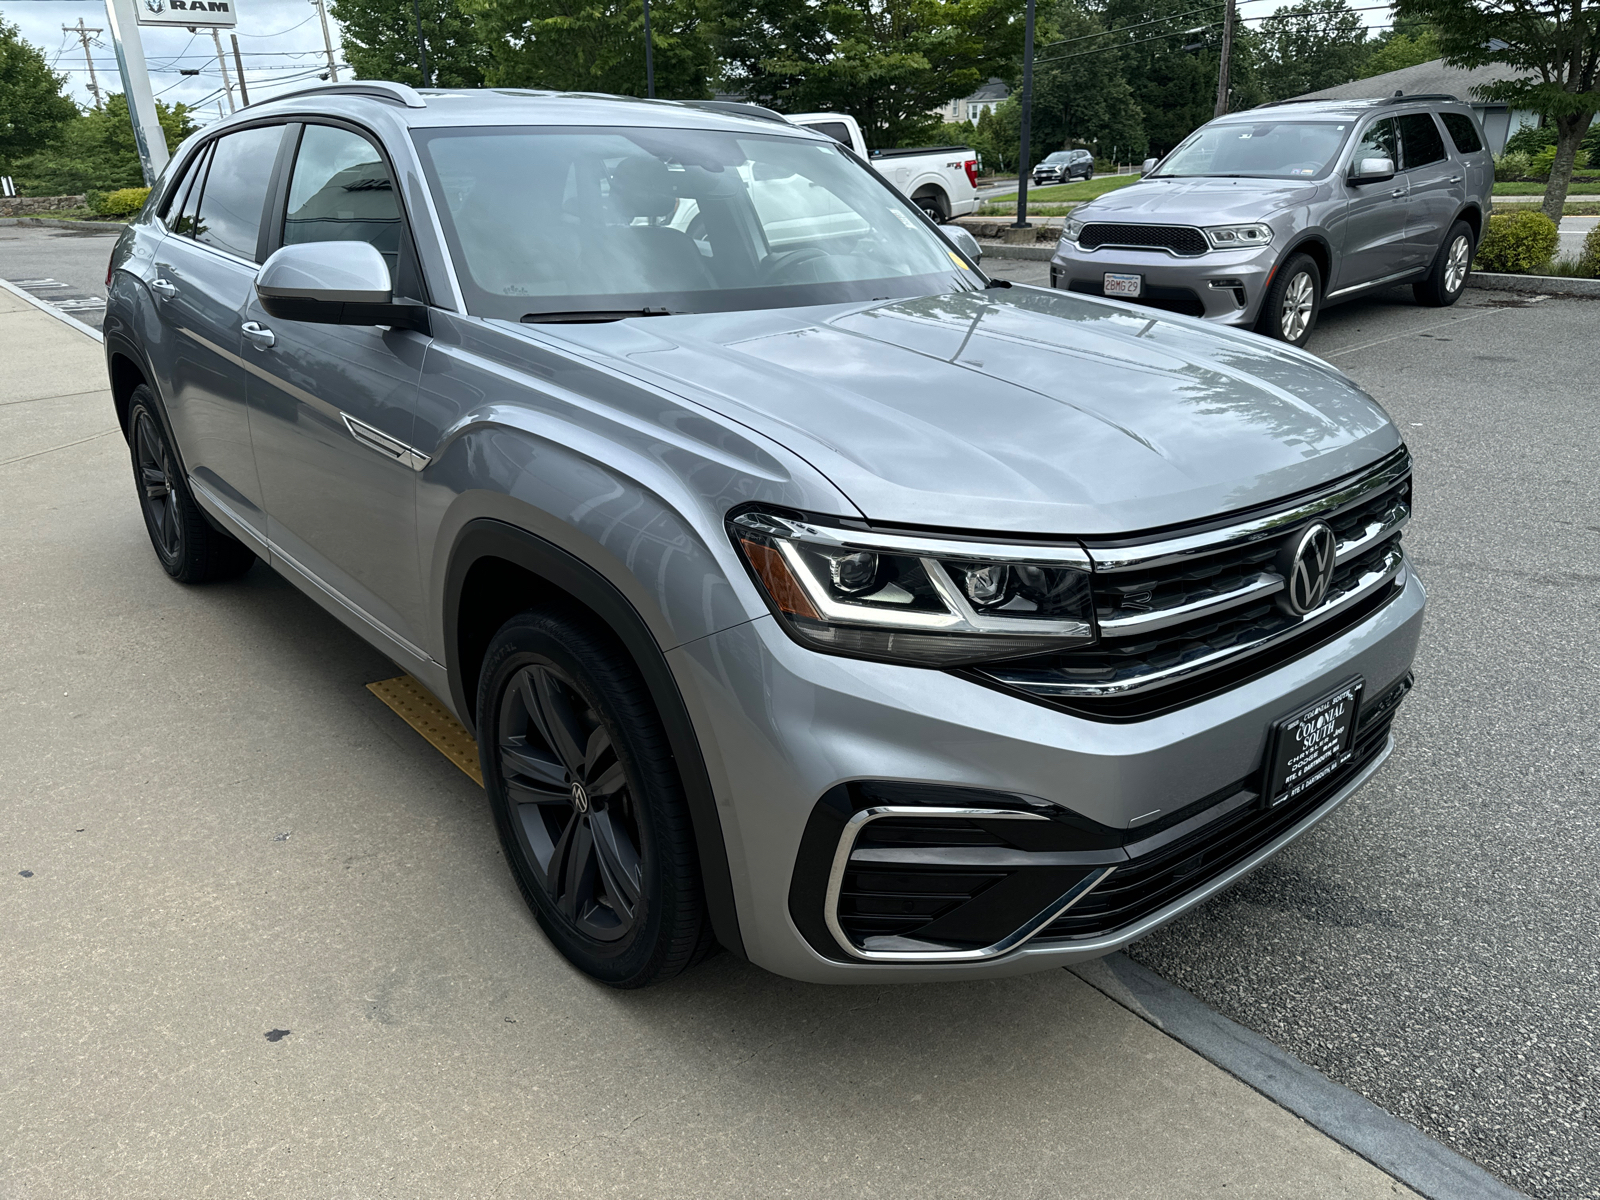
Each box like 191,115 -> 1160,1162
477,608 -> 712,988
127,386 -> 255,583
1414,220 -> 1473,307
1259,253 -> 1322,347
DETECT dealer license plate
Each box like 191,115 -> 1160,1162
1103,273 -> 1142,298
1262,679 -> 1363,808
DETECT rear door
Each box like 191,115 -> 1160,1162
1398,112 -> 1464,264
242,120 -> 433,654
1332,116 -> 1412,291
150,123 -> 289,540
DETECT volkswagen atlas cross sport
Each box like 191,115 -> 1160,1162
1050,95 -> 1493,346
104,83 -> 1422,988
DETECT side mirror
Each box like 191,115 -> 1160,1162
255,240 -> 429,332
1141,157 -> 1159,176
1350,157 -> 1396,184
945,224 -> 983,264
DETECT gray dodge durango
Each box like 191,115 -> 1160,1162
1051,95 -> 1493,345
105,84 -> 1423,987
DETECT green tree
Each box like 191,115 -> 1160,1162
0,19 -> 79,175
467,0 -> 716,98
718,0 -> 1022,147
331,0 -> 490,86
1256,0 -> 1368,100
1027,0 -> 1146,159
14,95 -> 195,196
1358,26 -> 1440,78
1393,0 -> 1600,219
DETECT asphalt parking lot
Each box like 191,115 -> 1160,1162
0,222 -> 118,331
4,233 -> 1597,1198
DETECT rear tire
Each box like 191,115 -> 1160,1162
914,192 -> 949,223
477,608 -> 714,988
127,386 -> 255,583
1258,253 -> 1321,347
1414,220 -> 1473,307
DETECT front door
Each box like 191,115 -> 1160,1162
1397,112 -> 1463,265
150,124 -> 287,538
1332,116 -> 1411,292
243,121 -> 432,655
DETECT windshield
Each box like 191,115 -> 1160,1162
1152,121 -> 1351,180
411,125 -> 980,321
1042,152 -> 1071,163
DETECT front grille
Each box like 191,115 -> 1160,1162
1036,676 -> 1408,941
1079,223 -> 1208,256
979,450 -> 1412,721
1067,278 -> 1206,317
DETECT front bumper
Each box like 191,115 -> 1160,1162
1050,238 -> 1280,325
668,563 -> 1425,983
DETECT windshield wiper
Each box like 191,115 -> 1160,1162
521,307 -> 673,324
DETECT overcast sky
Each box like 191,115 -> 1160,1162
1,0 -> 1402,122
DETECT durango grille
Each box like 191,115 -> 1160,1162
1078,223 -> 1209,256
978,449 -> 1412,721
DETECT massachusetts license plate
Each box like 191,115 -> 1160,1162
1103,272 -> 1142,298
1262,679 -> 1363,808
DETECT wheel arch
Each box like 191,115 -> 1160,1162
1454,203 -> 1484,242
105,332 -> 154,440
1282,233 -> 1333,288
444,518 -> 745,959
910,183 -> 951,220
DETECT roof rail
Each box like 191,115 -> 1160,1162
244,81 -> 427,111
677,99 -> 790,125
1378,91 -> 1463,105
1252,96 -> 1373,108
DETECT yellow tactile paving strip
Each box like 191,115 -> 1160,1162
367,676 -> 484,786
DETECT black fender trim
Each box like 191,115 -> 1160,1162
443,519 -> 745,960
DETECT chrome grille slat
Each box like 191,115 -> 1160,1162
1099,570 -> 1283,635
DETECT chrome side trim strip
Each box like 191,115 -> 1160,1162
996,545 -> 1406,699
1086,449 -> 1410,574
341,412 -> 432,471
183,474 -> 270,557
1326,267 -> 1427,300
823,805 -> 1116,963
1099,570 -> 1283,636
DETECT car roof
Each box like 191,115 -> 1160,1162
1232,95 -> 1475,121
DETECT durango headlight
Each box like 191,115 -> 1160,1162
1061,216 -> 1085,244
729,510 -> 1095,666
1205,222 -> 1274,249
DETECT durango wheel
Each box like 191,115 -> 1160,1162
1259,253 -> 1321,347
477,609 -> 712,986
1415,220 -> 1474,307
126,386 -> 255,583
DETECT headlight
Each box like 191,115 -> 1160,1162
729,510 -> 1095,666
1061,216 -> 1085,244
1205,223 -> 1274,249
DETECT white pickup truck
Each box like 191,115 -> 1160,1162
789,112 -> 980,222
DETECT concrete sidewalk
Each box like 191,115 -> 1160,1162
0,285 -> 1422,1199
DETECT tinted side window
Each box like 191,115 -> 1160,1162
1398,113 -> 1446,168
1440,112 -> 1483,155
1354,117 -> 1399,167
811,122 -> 853,148
194,125 -> 284,261
165,143 -> 212,237
284,124 -> 404,280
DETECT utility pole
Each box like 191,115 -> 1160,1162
411,0 -> 431,86
312,0 -> 339,83
231,33 -> 249,105
65,19 -> 105,110
642,0 -> 654,99
1012,0 -> 1036,228
1214,0 -> 1236,118
103,0 -> 169,183
210,26 -> 236,113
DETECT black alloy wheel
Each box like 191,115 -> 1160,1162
126,386 -> 255,583
478,609 -> 713,987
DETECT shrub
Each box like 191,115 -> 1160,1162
1528,146 -> 1558,180
1494,151 -> 1532,182
1579,223 -> 1600,279
93,186 -> 150,218
1473,210 -> 1560,273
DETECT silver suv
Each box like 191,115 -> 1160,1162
1051,96 -> 1493,345
105,84 -> 1423,987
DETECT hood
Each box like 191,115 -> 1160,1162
526,288 -> 1398,536
1082,176 -> 1318,224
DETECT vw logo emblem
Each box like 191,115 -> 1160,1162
569,781 -> 590,813
1280,521 -> 1337,615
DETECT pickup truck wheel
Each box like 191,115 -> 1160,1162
1414,220 -> 1473,307
477,608 -> 713,988
1259,253 -> 1321,347
127,387 -> 255,583
914,192 -> 949,223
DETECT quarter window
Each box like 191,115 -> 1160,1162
1354,118 -> 1399,168
193,125 -> 285,260
1440,113 -> 1483,155
283,124 -> 405,280
164,143 -> 212,237
1398,113 -> 1446,168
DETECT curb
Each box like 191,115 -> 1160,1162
0,217 -> 127,233
1468,270 -> 1600,296
0,277 -> 105,342
977,243 -> 1055,261
1071,954 -> 1530,1200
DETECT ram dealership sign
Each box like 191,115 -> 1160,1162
137,0 -> 237,28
